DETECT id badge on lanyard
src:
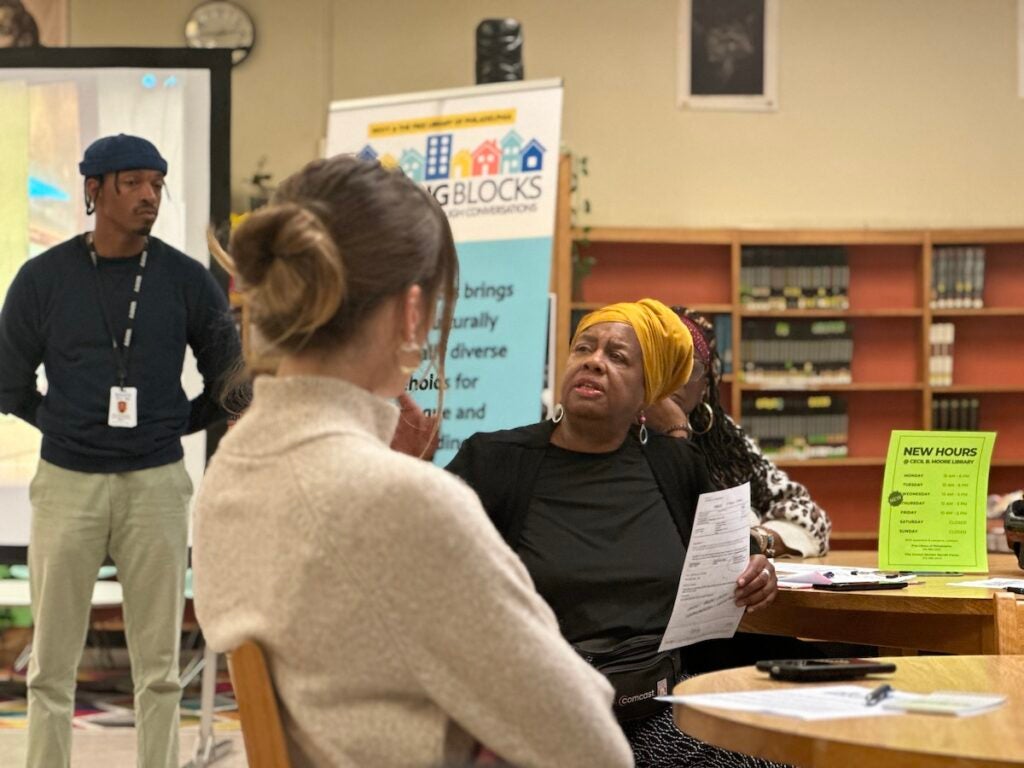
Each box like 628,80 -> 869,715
108,386 -> 138,428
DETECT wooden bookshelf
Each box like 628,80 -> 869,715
739,309 -> 923,318
931,309 -> 1024,318
774,457 -> 886,468
738,384 -> 925,392
555,175 -> 1024,547
575,302 -> 734,314
936,385 -> 1024,394
572,226 -> 734,245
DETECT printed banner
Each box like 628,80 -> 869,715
878,430 -> 997,572
326,80 -> 563,465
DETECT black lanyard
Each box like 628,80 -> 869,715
86,233 -> 148,387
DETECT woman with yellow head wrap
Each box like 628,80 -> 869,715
571,298 -> 695,406
448,299 -> 779,767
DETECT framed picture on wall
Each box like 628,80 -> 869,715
1,0 -> 68,48
677,0 -> 778,111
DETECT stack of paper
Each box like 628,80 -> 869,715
658,484 -> 751,651
773,563 -> 915,590
660,685 -> 897,721
661,687 -> 1006,720
949,577 -> 1024,590
883,692 -> 1005,716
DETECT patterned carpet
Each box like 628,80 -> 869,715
0,666 -> 242,733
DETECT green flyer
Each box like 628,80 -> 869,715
878,430 -> 996,572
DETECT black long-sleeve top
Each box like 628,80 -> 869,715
0,235 -> 241,473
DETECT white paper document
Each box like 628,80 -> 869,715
659,483 -> 751,652
949,578 -> 1024,589
882,691 -> 1005,716
659,684 -> 900,721
773,563 -> 915,589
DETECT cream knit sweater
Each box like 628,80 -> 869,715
193,376 -> 633,768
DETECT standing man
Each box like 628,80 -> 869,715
0,134 -> 241,767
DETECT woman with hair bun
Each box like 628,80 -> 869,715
192,156 -> 631,767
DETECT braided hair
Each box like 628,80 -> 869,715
674,307 -> 773,514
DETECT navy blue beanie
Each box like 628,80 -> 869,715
79,134 -> 168,177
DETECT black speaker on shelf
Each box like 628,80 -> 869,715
475,18 -> 524,84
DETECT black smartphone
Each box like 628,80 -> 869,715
1005,586 -> 1024,595
755,658 -> 897,682
813,581 -> 909,592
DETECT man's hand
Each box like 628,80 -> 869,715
390,393 -> 440,460
734,554 -> 777,613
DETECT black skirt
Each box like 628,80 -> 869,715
619,676 -> 790,768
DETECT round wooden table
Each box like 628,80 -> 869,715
673,655 -> 1024,767
741,551 -> 1024,655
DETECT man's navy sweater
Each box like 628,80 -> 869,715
0,235 -> 241,473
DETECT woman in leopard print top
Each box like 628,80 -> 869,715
647,308 -> 831,557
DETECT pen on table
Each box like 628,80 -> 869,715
865,683 -> 893,707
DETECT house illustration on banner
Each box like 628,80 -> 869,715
500,130 -> 523,174
472,140 -> 501,176
399,148 -> 425,181
379,152 -> 397,169
425,134 -> 453,181
450,148 -> 473,178
357,145 -> 378,162
521,139 -> 546,172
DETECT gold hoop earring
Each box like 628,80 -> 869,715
691,401 -> 714,435
397,340 -> 422,376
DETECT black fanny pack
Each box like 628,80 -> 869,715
574,635 -> 682,722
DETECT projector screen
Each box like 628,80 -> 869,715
0,49 -> 231,555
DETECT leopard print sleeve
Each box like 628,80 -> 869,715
744,433 -> 832,556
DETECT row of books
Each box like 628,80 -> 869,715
928,323 -> 956,387
739,247 -> 850,310
713,313 -> 733,374
931,246 -> 986,309
740,320 -> 853,385
742,394 -> 848,459
932,397 -> 981,431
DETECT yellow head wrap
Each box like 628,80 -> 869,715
571,298 -> 694,405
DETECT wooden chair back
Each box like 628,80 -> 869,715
228,641 -> 292,768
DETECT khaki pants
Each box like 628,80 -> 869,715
26,459 -> 191,768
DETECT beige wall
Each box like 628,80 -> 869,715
72,0 -> 1024,227
70,0 -> 332,212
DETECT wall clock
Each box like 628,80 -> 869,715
185,1 -> 255,66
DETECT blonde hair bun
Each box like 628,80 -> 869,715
230,203 -> 346,351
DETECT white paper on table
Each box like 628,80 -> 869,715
773,563 -> 915,587
882,691 -> 1006,716
658,483 -> 751,652
949,578 -> 1024,589
658,684 -> 901,721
